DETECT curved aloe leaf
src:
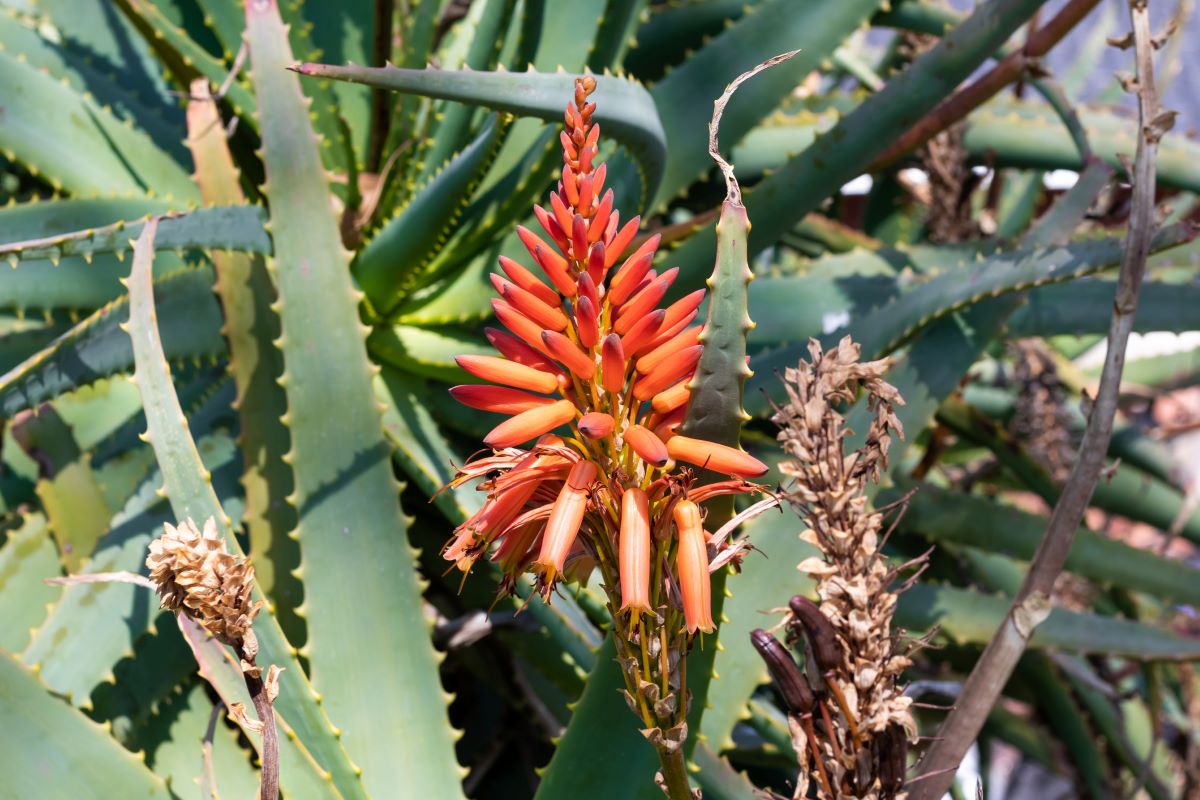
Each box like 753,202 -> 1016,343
649,0 -> 886,209
368,324 -> 492,382
0,651 -> 171,798
1009,279 -> 1200,337
357,115 -> 504,312
245,2 -> 466,795
123,218 -> 369,798
0,512 -> 60,652
0,48 -> 196,200
0,206 -> 272,265
294,62 -> 668,205
897,583 -> 1200,660
0,267 -> 225,419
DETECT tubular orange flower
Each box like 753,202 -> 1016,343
535,460 -> 596,582
455,354 -> 559,394
619,488 -> 651,614
667,435 -> 769,477
674,500 -> 714,634
614,268 -> 678,334
449,385 -> 556,414
498,255 -> 560,307
619,309 -> 666,357
652,379 -> 692,414
637,325 -> 702,375
578,412 -> 615,439
484,400 -> 576,448
575,295 -> 599,348
624,424 -> 669,467
491,274 -> 569,332
633,345 -> 703,401
485,328 -> 564,377
542,330 -> 596,379
601,334 -> 626,392
492,299 -> 555,356
659,289 -> 706,334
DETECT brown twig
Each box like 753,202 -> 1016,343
873,0 -> 1100,168
238,646 -> 281,800
366,0 -> 395,173
908,3 -> 1167,797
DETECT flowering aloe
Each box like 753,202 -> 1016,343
445,76 -> 768,795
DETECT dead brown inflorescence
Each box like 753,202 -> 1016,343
757,336 -> 919,799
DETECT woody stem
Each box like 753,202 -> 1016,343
655,744 -> 693,800
239,648 -> 280,800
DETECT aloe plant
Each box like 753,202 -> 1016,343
1,1 -> 1198,798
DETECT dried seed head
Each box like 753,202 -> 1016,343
146,517 -> 261,652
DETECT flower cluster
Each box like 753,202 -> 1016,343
762,337 -> 915,799
444,77 -> 768,640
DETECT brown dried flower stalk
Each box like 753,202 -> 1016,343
766,336 -> 916,799
147,517 -> 280,800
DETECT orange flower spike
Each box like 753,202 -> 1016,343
450,385 -> 557,415
559,131 -> 578,161
608,235 -> 660,305
674,500 -> 715,634
651,379 -> 691,414
624,424 -> 669,468
578,173 -> 595,213
536,460 -> 597,582
562,164 -> 580,206
578,412 -> 615,439
542,330 -> 596,379
615,267 -> 679,334
604,217 -> 642,269
619,488 -> 652,614
498,255 -> 560,307
619,309 -> 666,357
666,435 -> 769,478
485,328 -> 563,376
637,325 -> 702,374
601,334 -> 626,393
484,399 -> 577,449
633,344 -> 703,401
575,295 -> 599,349
456,354 -> 559,394
492,300 -> 557,357
490,275 -> 569,332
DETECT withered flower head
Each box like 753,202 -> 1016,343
146,517 -> 262,654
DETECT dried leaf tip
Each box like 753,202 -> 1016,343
146,517 -> 262,654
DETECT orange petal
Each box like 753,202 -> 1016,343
586,241 -> 606,286
484,399 -> 576,448
615,267 -> 678,334
637,325 -> 702,375
535,460 -> 597,581
517,226 -> 575,296
576,271 -> 599,308
450,385 -> 557,414
604,217 -> 641,268
650,404 -> 687,441
588,189 -> 614,242
674,500 -> 714,634
492,275 -> 569,332
578,412 -> 615,439
624,424 -> 669,467
577,174 -> 595,217
601,334 -> 626,393
550,191 -> 574,238
591,163 -> 607,201
485,327 -> 563,376
532,204 -> 569,253
651,379 -> 692,414
666,435 -> 769,478
492,299 -> 556,358
619,488 -> 651,613
456,354 -> 559,394
619,309 -> 666,357
575,295 -> 599,349
562,164 -> 580,206
660,289 -> 706,333
499,255 -> 560,307
542,330 -> 596,379
608,234 -> 659,304
633,345 -> 702,401
571,215 -> 588,261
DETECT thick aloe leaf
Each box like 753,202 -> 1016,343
0,512 -> 60,653
692,742 -> 760,800
193,0 -> 243,57
668,0 -> 1053,289
0,48 -> 196,199
245,3 -> 465,795
890,480 -> 1200,606
649,0 -> 885,209
624,0 -> 748,82
178,619 -> 343,799
294,63 -> 668,205
0,651 -> 171,798
21,434 -> 239,707
1007,279 -> 1200,336
368,324 -> 492,382
0,197 -> 167,244
0,7 -> 184,160
111,0 -> 257,123
897,583 -> 1200,660
142,682 -> 261,800
357,115 -> 503,311
702,509 -> 816,753
298,0 -> 373,155
0,205 -> 272,265
1021,160 -> 1114,248
0,267 -> 225,418
745,224 -> 1197,409
186,83 -> 300,645
0,316 -> 71,375
966,99 -> 1200,193
123,220 -> 368,798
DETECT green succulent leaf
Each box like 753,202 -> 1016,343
0,512 -> 60,653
